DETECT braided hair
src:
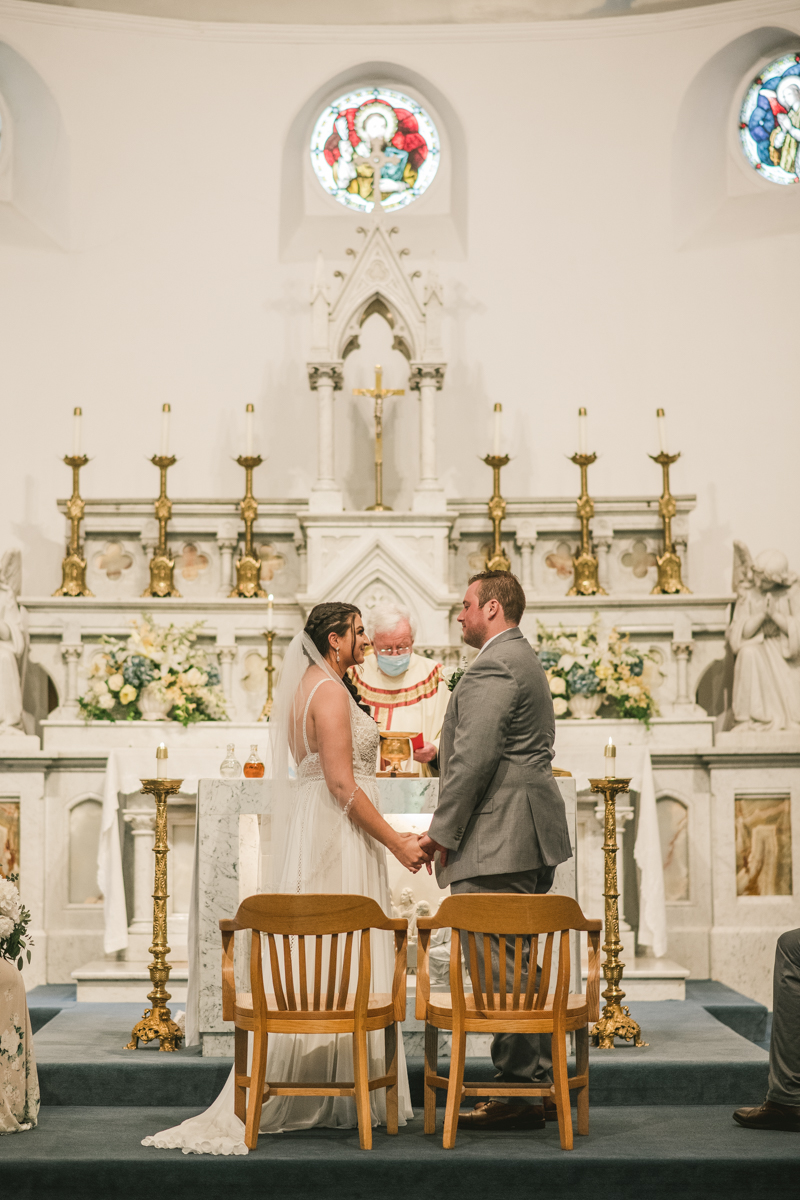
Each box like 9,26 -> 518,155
303,602 -> 372,716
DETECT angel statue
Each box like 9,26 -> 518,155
726,543 -> 800,732
0,550 -> 27,735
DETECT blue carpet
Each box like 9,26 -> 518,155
685,979 -> 769,1045
0,1106 -> 798,1200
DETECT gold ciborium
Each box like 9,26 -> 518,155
377,730 -> 417,778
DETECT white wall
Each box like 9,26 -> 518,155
0,0 -> 798,596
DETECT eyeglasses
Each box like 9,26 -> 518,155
374,645 -> 411,656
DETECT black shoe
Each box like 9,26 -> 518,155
458,1101 -> 545,1131
733,1101 -> 800,1131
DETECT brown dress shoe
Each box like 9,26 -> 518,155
458,1101 -> 546,1131
733,1101 -> 800,1131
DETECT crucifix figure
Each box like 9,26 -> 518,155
353,364 -> 404,511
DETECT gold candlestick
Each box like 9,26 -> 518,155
649,426 -> 691,595
53,451 -> 94,597
567,447 -> 605,597
258,628 -> 276,720
126,774 -> 184,1052
142,455 -> 180,598
482,454 -> 511,571
354,365 -> 405,512
588,773 -> 647,1050
231,452 -> 267,598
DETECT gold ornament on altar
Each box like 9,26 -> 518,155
567,408 -> 605,597
589,739 -> 647,1050
126,746 -> 184,1052
481,403 -> 511,571
377,730 -> 417,777
231,406 -> 267,599
142,405 -> 180,599
353,365 -> 404,512
54,409 -> 93,598
650,409 -> 691,596
259,597 -> 276,721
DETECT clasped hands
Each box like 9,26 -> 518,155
392,831 -> 448,874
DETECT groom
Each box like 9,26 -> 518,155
419,570 -> 572,1131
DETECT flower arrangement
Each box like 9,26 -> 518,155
444,661 -> 468,692
0,874 -> 33,971
534,616 -> 659,725
79,614 -> 228,726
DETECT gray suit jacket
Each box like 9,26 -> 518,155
427,626 -> 572,887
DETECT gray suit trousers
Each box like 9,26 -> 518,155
767,926 -> 800,1107
450,865 -> 557,1103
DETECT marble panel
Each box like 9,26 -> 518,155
735,795 -> 792,897
658,797 -> 690,902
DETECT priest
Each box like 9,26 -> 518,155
350,602 -> 450,777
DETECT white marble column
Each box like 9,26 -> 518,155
294,534 -> 308,591
308,363 -> 343,512
216,645 -> 237,708
448,533 -> 461,591
410,363 -> 446,512
515,520 -> 537,591
216,521 -> 238,596
123,809 -> 156,959
60,644 -> 82,717
672,641 -> 693,707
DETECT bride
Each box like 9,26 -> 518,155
144,602 -> 430,1155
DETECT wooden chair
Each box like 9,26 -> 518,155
416,894 -> 601,1150
220,893 -> 408,1151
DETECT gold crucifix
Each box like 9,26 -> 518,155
353,364 -> 404,511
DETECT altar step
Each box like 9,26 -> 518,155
581,955 -> 691,1002
71,961 -> 189,1003
2,1105 -> 798,1200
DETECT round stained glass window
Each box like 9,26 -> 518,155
740,53 -> 800,185
310,87 -> 440,214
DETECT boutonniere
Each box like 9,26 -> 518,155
445,662 -> 468,692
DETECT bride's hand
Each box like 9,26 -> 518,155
391,832 -> 432,874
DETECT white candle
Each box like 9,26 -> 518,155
578,407 -> 587,455
72,407 -> 82,457
246,403 -> 254,457
160,404 -> 171,457
266,594 -> 274,632
493,403 -> 502,456
656,407 -> 668,454
604,736 -> 616,779
156,742 -> 168,778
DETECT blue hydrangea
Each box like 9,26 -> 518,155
628,658 -> 644,677
566,664 -> 600,696
123,656 -> 156,689
205,664 -> 221,687
537,648 -> 561,671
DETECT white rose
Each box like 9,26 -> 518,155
98,693 -> 115,711
185,667 -> 203,687
0,880 -> 21,922
119,684 -> 137,706
552,697 -> 568,716
0,1028 -> 20,1057
0,915 -> 14,938
549,676 -> 566,696
107,673 -> 124,693
92,679 -> 109,696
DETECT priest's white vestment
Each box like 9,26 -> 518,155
350,651 -> 450,776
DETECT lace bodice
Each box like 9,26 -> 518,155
296,678 -> 380,785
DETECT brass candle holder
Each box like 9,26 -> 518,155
567,450 -> 605,597
649,433 -> 691,595
231,452 -> 267,599
588,773 -> 647,1050
258,629 -> 276,721
126,774 -> 184,1052
142,455 -> 180,598
482,454 -> 511,571
53,451 -> 94,597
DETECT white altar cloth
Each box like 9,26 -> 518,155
551,744 -> 667,958
98,745 -> 272,955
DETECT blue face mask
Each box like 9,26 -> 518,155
376,652 -> 411,677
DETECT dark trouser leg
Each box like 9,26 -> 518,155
450,865 -> 556,1102
766,927 -> 800,1107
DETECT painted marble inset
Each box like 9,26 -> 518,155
658,797 -> 690,902
735,795 -> 793,896
0,800 -> 19,875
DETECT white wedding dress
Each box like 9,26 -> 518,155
143,659 -> 412,1156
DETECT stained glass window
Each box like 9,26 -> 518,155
740,53 -> 800,185
310,87 -> 440,214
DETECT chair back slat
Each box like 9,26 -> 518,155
267,933 -> 288,1010
483,934 -> 495,1009
337,931 -> 354,1010
466,932 -> 484,1008
535,932 -> 554,1010
282,936 -> 297,1010
511,935 -> 523,1008
298,935 -> 309,1010
313,934 -> 323,1008
523,935 -> 539,1009
498,936 -> 507,1010
325,933 -> 339,1009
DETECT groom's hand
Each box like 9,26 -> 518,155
418,833 -> 448,874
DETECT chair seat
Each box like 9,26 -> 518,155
233,992 -> 396,1032
425,991 -> 590,1032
